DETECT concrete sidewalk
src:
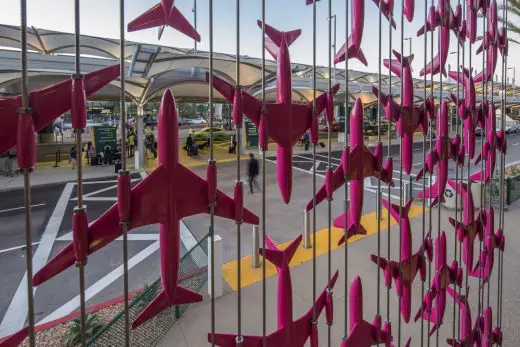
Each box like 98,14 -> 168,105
158,201 -> 519,346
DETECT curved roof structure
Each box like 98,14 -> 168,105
1,24 -> 519,108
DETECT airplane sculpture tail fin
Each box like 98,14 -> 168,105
416,181 -> 445,207
260,235 -> 302,270
336,214 -> 368,245
133,287 -> 203,329
257,21 -> 301,48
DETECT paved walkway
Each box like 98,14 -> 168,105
158,201 -> 519,346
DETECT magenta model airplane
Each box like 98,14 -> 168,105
334,0 -> 368,66
469,207 -> 505,284
446,287 -> 482,346
416,99 -> 465,206
447,180 -> 482,270
480,306 -> 503,347
371,0 -> 397,29
33,90 -> 259,328
340,276 -> 393,347
449,67 -> 478,159
208,22 -> 339,204
375,50 -> 429,174
305,98 -> 393,243
371,198 -> 433,323
0,65 -> 120,159
415,232 -> 463,336
471,102 -> 507,183
127,0 -> 200,42
210,235 -> 338,347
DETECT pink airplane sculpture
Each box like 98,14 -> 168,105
340,276 -> 393,347
334,0 -> 367,66
466,0 -> 479,43
415,231 -> 463,335
469,207 -> 505,284
471,102 -> 507,183
417,0 -> 457,77
210,235 -> 339,346
0,65 -> 120,159
416,99 -> 465,206
371,0 -> 397,29
474,0 -> 499,83
0,327 -> 28,347
371,198 -> 433,323
305,98 -> 393,243
208,22 -> 339,203
446,287 -> 482,346
449,67 -> 478,159
447,180 -> 482,270
374,50 -> 429,174
127,0 -> 200,42
33,90 -> 259,328
480,306 -> 503,347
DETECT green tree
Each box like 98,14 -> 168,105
499,0 -> 520,44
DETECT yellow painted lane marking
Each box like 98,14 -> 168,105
222,204 -> 425,291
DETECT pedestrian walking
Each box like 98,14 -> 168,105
186,134 -> 194,156
247,153 -> 261,194
70,145 -> 77,169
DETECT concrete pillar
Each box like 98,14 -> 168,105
136,104 -> 145,170
208,234 -> 223,298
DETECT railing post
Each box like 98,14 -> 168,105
303,209 -> 312,248
251,225 -> 260,268
208,234 -> 223,298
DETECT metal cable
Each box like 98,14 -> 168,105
261,2 -> 267,346
19,1 -> 35,345
235,0 -> 243,343
311,0 -> 318,330
398,1 -> 405,344
327,0 -> 333,345
209,0 -> 215,345
193,0 -> 198,51
386,9 -> 393,325
343,0 -> 350,340
420,1 -> 428,345
427,0 -> 434,344
376,0 -> 383,328
118,0 -> 130,344
73,1 -> 87,345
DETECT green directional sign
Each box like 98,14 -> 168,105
91,126 -> 117,154
244,118 -> 258,148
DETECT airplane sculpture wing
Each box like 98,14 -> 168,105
0,64 -> 120,156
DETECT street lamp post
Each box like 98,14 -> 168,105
508,67 -> 516,118
328,15 -> 337,81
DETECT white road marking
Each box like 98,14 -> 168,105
56,232 -> 159,242
38,241 -> 160,325
513,143 -> 519,146
0,203 -> 46,214
0,242 -> 41,255
0,183 -> 74,337
71,178 -> 141,202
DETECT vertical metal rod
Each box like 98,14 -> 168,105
398,1 -> 405,344
311,0 -> 318,330
427,0 -> 434,344
376,0 -> 383,329
73,1 -> 87,346
343,0 -> 350,340
420,1 -> 428,345
260,2 -> 267,346
452,0 -> 462,341
19,1 -> 35,345
193,0 -> 197,51
118,0 -> 130,344
327,0 -> 333,346
235,0 -> 243,343
386,10 -> 393,325
465,0 -> 472,325
209,0 -> 215,345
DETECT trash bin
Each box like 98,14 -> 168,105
442,179 -> 482,210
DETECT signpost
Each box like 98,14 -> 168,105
244,118 -> 258,148
91,126 -> 117,154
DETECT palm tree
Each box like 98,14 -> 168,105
500,0 -> 520,44
62,313 -> 103,347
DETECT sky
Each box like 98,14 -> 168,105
0,0 -> 517,83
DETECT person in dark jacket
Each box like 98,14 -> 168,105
247,153 -> 261,194
186,134 -> 194,156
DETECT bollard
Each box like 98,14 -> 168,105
53,149 -> 60,168
251,225 -> 260,268
402,180 -> 410,203
303,209 -> 312,248
208,234 -> 223,298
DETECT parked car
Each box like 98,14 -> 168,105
505,123 -> 519,134
319,123 -> 340,132
189,118 -> 206,125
